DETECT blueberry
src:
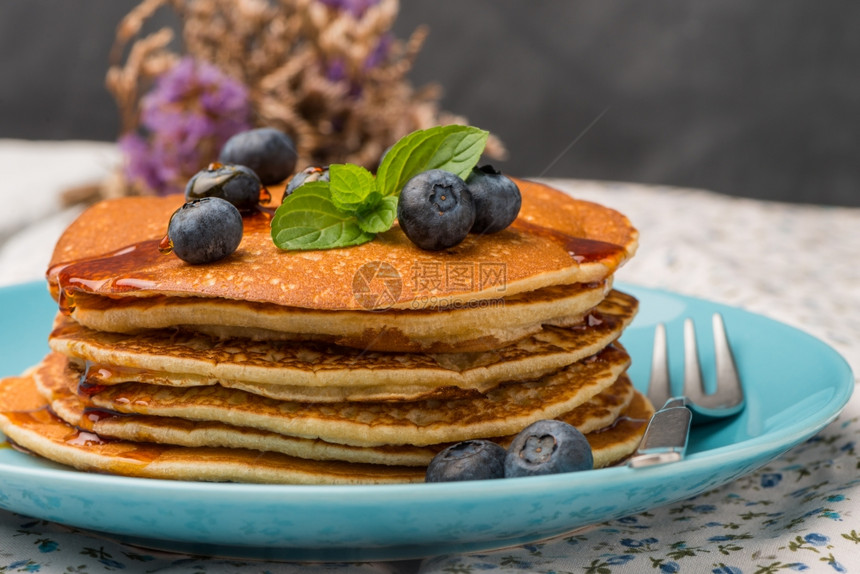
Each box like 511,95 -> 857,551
425,440 -> 507,482
397,169 -> 476,251
219,127 -> 298,185
166,197 -> 243,265
504,420 -> 593,478
282,166 -> 330,201
466,165 -> 521,234
185,163 -> 263,213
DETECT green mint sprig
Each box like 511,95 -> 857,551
271,125 -> 489,251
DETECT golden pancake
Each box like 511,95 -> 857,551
49,290 -> 637,401
39,343 -> 631,447
1,373 -> 650,483
0,374 -> 423,484
59,279 -> 612,352
47,180 -> 638,312
35,352 -> 644,468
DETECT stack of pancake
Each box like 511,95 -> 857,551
0,179 -> 653,484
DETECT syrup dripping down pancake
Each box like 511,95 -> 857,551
50,290 -> 637,402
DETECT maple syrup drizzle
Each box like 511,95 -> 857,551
1,395 -> 125,452
81,407 -> 129,428
77,361 -> 110,397
53,209 -> 274,314
259,186 -> 272,205
58,286 -> 76,316
76,362 -> 150,396
511,219 -> 626,264
158,234 -> 174,254
55,239 -> 165,308
74,366 -> 130,430
65,429 -> 111,447
4,406 -> 60,428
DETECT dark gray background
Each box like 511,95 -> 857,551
2,1 -> 858,206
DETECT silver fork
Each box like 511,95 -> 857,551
628,313 -> 745,468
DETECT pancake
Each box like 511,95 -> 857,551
49,289 -> 638,402
58,279 -> 612,353
47,179 -> 638,311
0,374 -> 423,484
0,373 -> 651,483
0,176 -> 649,484
35,352 -> 646,468
37,344 -> 631,448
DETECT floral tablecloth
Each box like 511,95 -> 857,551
0,141 -> 857,573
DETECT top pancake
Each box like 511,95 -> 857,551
47,179 -> 638,311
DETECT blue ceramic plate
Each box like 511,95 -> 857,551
0,281 -> 853,561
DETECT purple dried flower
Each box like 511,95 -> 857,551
121,57 -> 251,195
323,32 -> 392,99
119,133 -> 163,192
318,0 -> 380,18
326,57 -> 348,83
364,33 -> 392,70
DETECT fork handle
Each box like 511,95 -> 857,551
628,398 -> 692,468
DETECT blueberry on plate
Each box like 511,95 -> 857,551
425,440 -> 507,482
504,419 -> 593,478
185,163 -> 264,213
397,169 -> 476,251
166,197 -> 243,265
283,166 -> 330,201
466,164 -> 521,234
219,127 -> 298,185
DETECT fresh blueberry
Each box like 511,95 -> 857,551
219,127 -> 298,185
166,197 -> 243,264
425,440 -> 507,482
504,420 -> 593,478
185,163 -> 263,213
397,169 -> 475,251
466,165 -> 521,234
282,166 -> 330,201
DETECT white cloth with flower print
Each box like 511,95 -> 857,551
0,142 -> 859,574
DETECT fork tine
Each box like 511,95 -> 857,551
684,313 -> 746,418
647,323 -> 672,408
682,318 -> 706,405
710,313 -> 745,410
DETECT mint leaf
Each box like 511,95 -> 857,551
376,125 -> 489,196
356,195 -> 398,234
271,181 -> 374,250
329,163 -> 378,214
271,124 -> 491,251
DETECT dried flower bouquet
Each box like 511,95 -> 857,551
99,0 -> 503,198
